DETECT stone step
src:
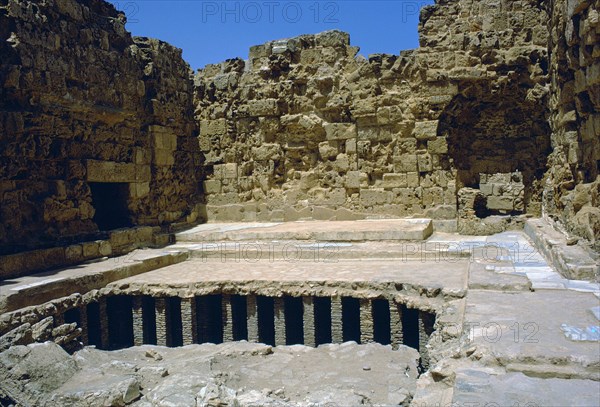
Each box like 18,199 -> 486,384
176,219 -> 434,243
0,248 -> 189,314
524,219 -> 599,282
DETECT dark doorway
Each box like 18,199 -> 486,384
64,308 -> 80,326
89,182 -> 132,231
284,296 -> 304,345
107,296 -> 133,349
373,299 -> 391,345
197,295 -> 223,344
342,297 -> 361,343
86,302 -> 101,348
314,297 -> 332,345
167,297 -> 183,347
257,296 -> 275,346
231,295 -> 248,341
402,306 -> 420,350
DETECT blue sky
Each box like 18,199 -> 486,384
106,0 -> 434,70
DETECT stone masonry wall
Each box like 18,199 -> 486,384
0,0 -> 201,254
194,0 -> 552,227
2,0 -> 597,254
545,0 -> 600,250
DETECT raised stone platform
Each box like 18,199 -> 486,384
108,257 -> 469,305
0,248 -> 188,314
1,223 -> 599,406
525,218 -> 599,282
176,219 -> 434,242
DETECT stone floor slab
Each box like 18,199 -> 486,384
176,219 -> 434,242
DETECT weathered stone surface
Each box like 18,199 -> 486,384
0,342 -> 78,406
49,342 -> 418,407
0,0 -> 201,255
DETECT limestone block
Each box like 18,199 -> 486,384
109,229 -> 131,249
82,241 -> 100,258
346,139 -> 357,154
252,144 -> 281,161
86,160 -> 148,183
376,106 -> 403,125
247,99 -> 280,116
412,121 -> 439,140
300,48 -> 322,65
98,241 -> 112,257
334,154 -> 351,172
393,154 -> 418,172
417,153 -> 433,172
357,126 -> 386,141
65,245 -> 82,263
427,137 -> 448,154
299,172 -> 318,190
310,188 -> 347,206
203,180 -> 221,195
154,149 -> 174,166
151,127 -> 177,151
345,171 -> 362,189
487,196 -> 514,211
407,172 -> 420,188
315,30 -> 350,47
214,163 -> 238,179
207,192 -> 240,206
238,177 -> 254,192
319,142 -> 338,160
325,123 -> 356,140
382,173 -> 407,189
396,138 -> 417,154
200,119 -> 227,137
133,148 -> 147,165
423,187 -> 444,206
129,182 -> 150,199
448,67 -> 486,80
360,189 -> 392,206
480,183 -> 494,196
249,43 -> 271,60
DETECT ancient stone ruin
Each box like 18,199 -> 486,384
0,0 -> 599,405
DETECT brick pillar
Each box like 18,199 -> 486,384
302,296 -> 315,347
221,294 -> 234,342
246,295 -> 259,343
360,299 -> 374,344
98,297 -> 109,349
418,311 -> 430,370
132,297 -> 144,346
331,297 -> 343,344
274,297 -> 286,346
155,297 -> 171,347
79,305 -> 89,346
181,297 -> 198,345
390,301 -> 403,350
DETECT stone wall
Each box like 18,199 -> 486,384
0,0 -> 201,255
2,0 -> 598,255
545,0 -> 600,250
194,0 -> 552,228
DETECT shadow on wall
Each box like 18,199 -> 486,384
439,79 -> 552,216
